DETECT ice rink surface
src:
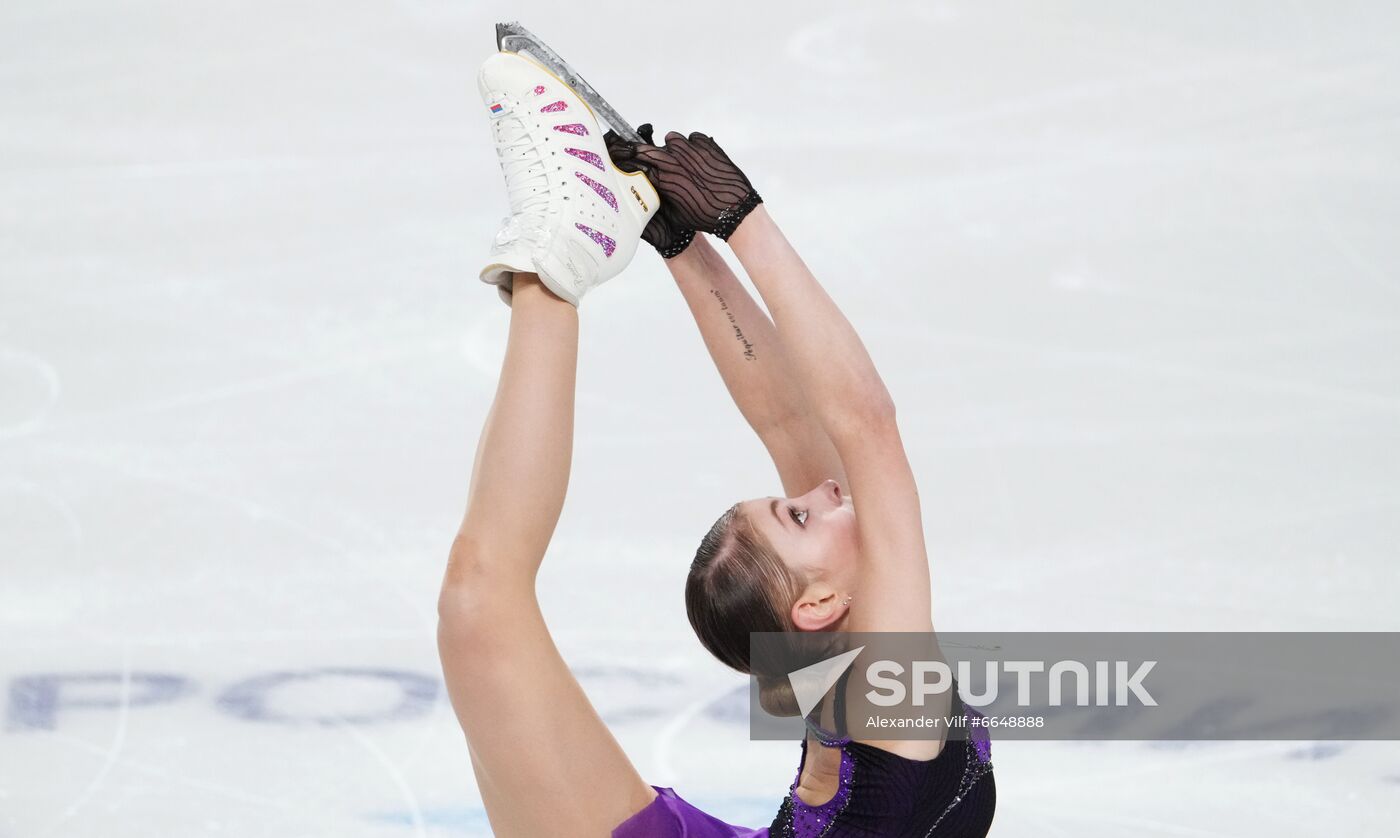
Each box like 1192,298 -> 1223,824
3,0 -> 1399,834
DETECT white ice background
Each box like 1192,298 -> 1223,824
2,1 -> 1399,835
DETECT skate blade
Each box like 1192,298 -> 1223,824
494,21 -> 642,144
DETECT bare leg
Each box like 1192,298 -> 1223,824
438,274 -> 655,837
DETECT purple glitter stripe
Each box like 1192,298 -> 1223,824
973,733 -> 992,765
574,223 -> 616,257
574,172 -> 618,211
564,147 -> 605,171
539,100 -> 568,113
552,123 -> 589,136
968,707 -> 993,764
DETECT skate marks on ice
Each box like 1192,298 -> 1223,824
0,348 -> 62,439
0,333 -> 461,448
786,4 -> 961,78
781,4 -> 1234,145
1309,205 -> 1400,298
28,645 -> 133,838
651,681 -> 749,788
337,718 -> 429,838
0,481 -> 85,627
32,444 -> 436,635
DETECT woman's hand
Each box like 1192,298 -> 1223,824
604,123 -> 696,258
608,128 -> 763,241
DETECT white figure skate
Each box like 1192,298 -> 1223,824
477,49 -> 658,306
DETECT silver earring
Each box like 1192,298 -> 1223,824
842,595 -> 853,606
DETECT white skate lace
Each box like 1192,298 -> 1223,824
491,99 -> 554,248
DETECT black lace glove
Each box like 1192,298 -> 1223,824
604,124 -> 696,259
630,130 -> 762,241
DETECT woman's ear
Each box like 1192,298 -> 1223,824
791,584 -> 848,631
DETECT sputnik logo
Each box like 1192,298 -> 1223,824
787,646 -> 865,718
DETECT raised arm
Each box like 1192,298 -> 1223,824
664,236 -> 846,497
726,208 -> 895,434
632,131 -> 933,635
727,206 -> 932,634
606,125 -> 844,496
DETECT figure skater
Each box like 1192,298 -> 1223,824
438,50 -> 996,837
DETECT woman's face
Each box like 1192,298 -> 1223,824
740,478 -> 859,598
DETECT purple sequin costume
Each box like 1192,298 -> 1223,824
614,680 -> 995,837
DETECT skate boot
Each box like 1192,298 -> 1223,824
477,51 -> 659,306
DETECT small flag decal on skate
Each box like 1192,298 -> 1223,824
489,103 -> 505,116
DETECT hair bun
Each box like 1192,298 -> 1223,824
756,672 -> 800,718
